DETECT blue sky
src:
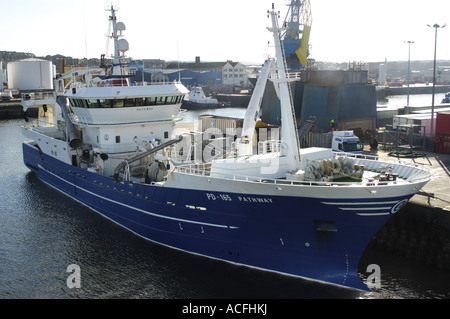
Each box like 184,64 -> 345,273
1,0 -> 449,64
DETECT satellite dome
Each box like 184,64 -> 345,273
118,38 -> 129,52
116,22 -> 126,32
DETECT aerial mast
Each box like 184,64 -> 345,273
268,4 -> 302,169
105,5 -> 130,79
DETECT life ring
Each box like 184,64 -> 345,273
434,136 -> 441,144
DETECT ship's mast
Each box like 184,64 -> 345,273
108,5 -> 120,60
106,5 -> 129,77
268,5 -> 302,168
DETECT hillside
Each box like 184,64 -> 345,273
0,51 -> 101,69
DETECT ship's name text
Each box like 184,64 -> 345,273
205,193 -> 273,204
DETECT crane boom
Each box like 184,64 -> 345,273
282,0 -> 312,69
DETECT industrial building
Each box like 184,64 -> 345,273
260,66 -> 377,134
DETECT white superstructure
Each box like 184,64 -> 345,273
21,5 -> 189,177
209,8 -> 302,179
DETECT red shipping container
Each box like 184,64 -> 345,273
435,133 -> 450,154
436,112 -> 450,135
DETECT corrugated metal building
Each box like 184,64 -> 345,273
260,69 -> 377,132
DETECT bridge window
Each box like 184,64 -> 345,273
98,99 -> 112,108
156,96 -> 166,105
124,98 -> 135,107
135,98 -> 145,106
88,99 -> 100,108
145,97 -> 157,105
69,95 -> 183,109
114,99 -> 124,108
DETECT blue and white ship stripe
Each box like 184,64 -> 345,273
321,199 -> 409,216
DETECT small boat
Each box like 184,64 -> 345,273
182,86 -> 226,110
442,92 -> 450,103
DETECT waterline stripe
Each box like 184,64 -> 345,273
357,212 -> 391,216
338,207 -> 392,211
321,201 -> 398,206
40,165 -> 238,230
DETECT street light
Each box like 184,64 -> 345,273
404,41 -> 414,106
427,23 -> 446,140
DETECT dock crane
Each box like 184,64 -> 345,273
282,0 -> 312,69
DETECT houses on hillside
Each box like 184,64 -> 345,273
130,56 -> 256,90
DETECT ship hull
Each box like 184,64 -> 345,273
181,100 -> 225,110
23,141 -> 418,291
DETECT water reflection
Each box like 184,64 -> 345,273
1,119 -> 449,299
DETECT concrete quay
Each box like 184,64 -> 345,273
371,149 -> 450,211
381,84 -> 450,97
367,148 -> 450,269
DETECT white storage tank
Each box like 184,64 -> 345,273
0,61 -> 4,86
7,58 -> 54,90
378,64 -> 386,85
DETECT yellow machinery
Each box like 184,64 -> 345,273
282,0 -> 312,69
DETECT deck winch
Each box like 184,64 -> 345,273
302,156 -> 364,182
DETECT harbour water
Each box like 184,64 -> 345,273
378,92 -> 449,110
1,93 -> 449,299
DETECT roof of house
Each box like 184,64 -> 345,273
165,61 -> 225,70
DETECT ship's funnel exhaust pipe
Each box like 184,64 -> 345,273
56,96 -> 82,149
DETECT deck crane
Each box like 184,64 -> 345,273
282,0 -> 312,70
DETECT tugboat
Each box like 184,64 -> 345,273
21,5 -> 433,291
182,86 -> 225,110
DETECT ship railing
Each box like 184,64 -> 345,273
258,140 -> 281,154
24,122 -> 66,140
333,151 -> 435,184
175,163 -> 212,176
21,91 -> 56,101
25,120 -> 57,129
175,153 -> 434,186
175,163 -> 354,186
132,80 -> 183,86
269,72 -> 301,82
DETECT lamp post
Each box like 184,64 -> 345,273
404,41 -> 414,106
427,23 -> 446,140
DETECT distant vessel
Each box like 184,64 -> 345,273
20,5 -> 433,291
182,86 -> 225,110
442,92 -> 450,103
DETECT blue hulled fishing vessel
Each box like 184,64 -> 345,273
21,5 -> 433,291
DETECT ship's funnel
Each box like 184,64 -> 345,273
56,96 -> 82,149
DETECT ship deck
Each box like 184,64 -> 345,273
174,152 -> 432,190
174,122 -> 445,209
372,149 -> 450,211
